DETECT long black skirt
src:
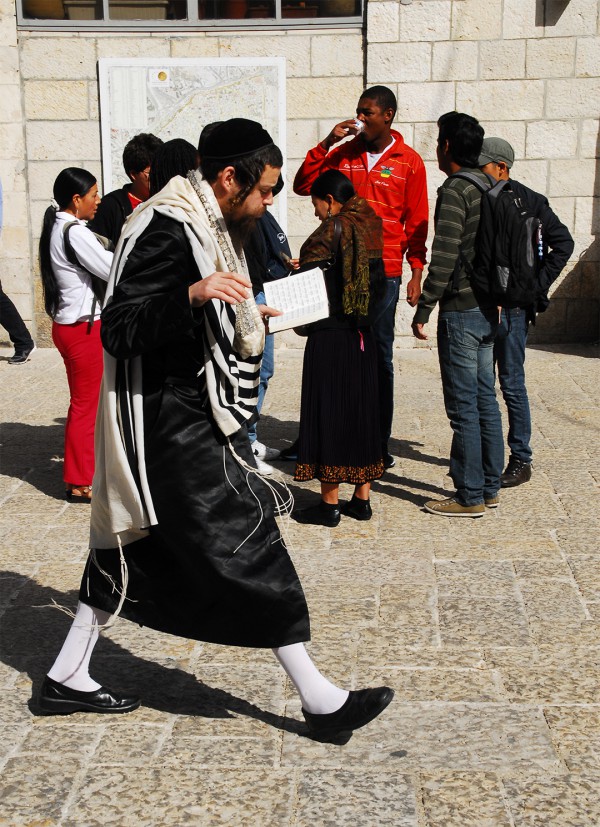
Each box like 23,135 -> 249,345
295,327 -> 384,485
80,384 -> 310,649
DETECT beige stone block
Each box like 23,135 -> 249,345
432,40 -> 478,81
26,120 -> 101,162
550,159 -> 598,197
367,1 -> 400,44
20,35 -> 97,80
368,42 -> 431,84
480,39 -> 526,80
287,119 -> 320,160
509,159 -> 548,193
504,776 -> 600,825
526,120 -> 578,159
0,124 -> 24,160
96,36 -> 170,59
169,35 -> 220,59
576,35 -> 600,77
0,193 -> 27,229
395,82 -> 455,123
546,78 -> 600,119
413,122 -> 439,161
526,37 -> 576,79
545,707 -> 600,771
287,76 -> 363,119
220,33 -> 311,77
479,120 -> 526,155
503,0 -> 539,40
452,0 -> 502,40
311,34 -> 364,77
24,80 -> 88,121
457,80 -> 544,121
421,773 -> 512,827
548,196 -> 575,228
395,121 -> 415,146
0,84 -> 23,123
0,160 -> 26,194
574,197 -> 600,235
0,43 -> 18,79
400,0 -> 451,42
580,118 -> 600,158
543,0 -> 598,38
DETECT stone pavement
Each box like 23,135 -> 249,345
0,340 -> 599,826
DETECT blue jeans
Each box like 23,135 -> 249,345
372,276 -> 400,449
247,292 -> 274,444
494,307 -> 532,464
437,307 -> 504,505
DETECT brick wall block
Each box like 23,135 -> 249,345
0,226 -> 29,258
526,120 -> 579,159
574,197 -> 600,235
26,121 -> 101,163
0,159 -> 26,193
287,194 -> 317,243
578,261 -> 600,299
565,298 -> 600,340
24,80 -> 88,121
546,78 -> 600,119
0,85 -> 23,124
27,161 -> 77,199
526,37 -> 575,79
3,290 -> 33,324
96,36 -> 170,59
503,0 -> 539,40
548,196 -> 575,230
311,34 -> 364,77
550,159 -> 599,198
169,36 -> 220,59
89,81 -> 99,120
287,76 -> 363,119
0,259 -> 35,296
0,44 -> 19,82
394,82 -> 455,122
479,120 -> 526,158
413,123 -> 439,161
287,119 -> 320,159
425,161 -> 446,199
1,191 -> 27,228
543,0 -> 599,39
219,34 -> 311,77
580,119 -> 600,158
367,2 -> 400,44
480,40 -> 526,80
510,159 -> 548,193
400,1 -> 452,42
453,0 -> 502,41
395,122 -> 415,146
576,36 -> 600,78
457,80 -> 545,120
0,124 -> 25,160
368,42 -> 431,84
20,36 -> 97,80
432,41 -> 478,81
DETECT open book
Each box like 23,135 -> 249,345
263,267 -> 329,333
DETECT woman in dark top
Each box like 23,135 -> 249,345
293,170 -> 385,527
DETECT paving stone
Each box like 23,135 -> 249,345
421,772 -> 512,826
503,775 -> 600,826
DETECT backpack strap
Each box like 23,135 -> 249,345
62,221 -> 108,329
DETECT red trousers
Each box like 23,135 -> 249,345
52,320 -> 103,487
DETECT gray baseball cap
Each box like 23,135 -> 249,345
478,137 -> 515,169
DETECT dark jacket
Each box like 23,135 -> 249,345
245,211 -> 292,297
88,185 -> 134,247
507,179 -> 574,319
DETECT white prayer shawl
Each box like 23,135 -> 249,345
89,173 -> 261,550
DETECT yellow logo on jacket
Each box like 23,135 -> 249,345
380,166 -> 392,178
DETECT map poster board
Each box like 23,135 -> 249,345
98,57 -> 287,226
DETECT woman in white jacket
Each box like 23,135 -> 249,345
39,168 -> 113,502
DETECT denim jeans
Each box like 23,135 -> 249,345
437,307 -> 504,505
371,276 -> 400,449
0,283 -> 34,351
247,292 -> 274,444
494,307 -> 532,464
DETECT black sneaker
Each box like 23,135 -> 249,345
7,344 -> 35,365
500,457 -> 532,488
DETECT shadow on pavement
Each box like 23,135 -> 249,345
0,420 -> 66,500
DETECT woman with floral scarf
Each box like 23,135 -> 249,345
293,170 -> 385,527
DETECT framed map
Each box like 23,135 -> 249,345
98,57 -> 287,224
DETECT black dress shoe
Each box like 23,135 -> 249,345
303,686 -> 394,741
39,676 -> 141,715
340,496 -> 373,521
383,452 -> 395,469
500,457 -> 532,488
278,439 -> 299,462
292,501 -> 340,527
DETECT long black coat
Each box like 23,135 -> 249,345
80,214 -> 310,649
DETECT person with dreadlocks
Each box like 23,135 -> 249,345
292,170 -> 385,527
38,120 -> 393,744
149,138 -> 200,197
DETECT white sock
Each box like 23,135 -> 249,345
273,642 -> 349,715
47,601 -> 110,692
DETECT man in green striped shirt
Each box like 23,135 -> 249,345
412,112 -> 503,517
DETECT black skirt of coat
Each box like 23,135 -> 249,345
79,214 -> 310,649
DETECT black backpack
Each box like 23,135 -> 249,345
452,171 -> 543,306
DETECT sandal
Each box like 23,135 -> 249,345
65,485 -> 92,503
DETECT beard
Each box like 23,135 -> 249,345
225,211 -> 260,247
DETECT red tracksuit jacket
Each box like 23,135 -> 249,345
293,129 -> 428,278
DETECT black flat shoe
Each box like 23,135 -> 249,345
39,676 -> 141,715
383,452 -> 395,469
278,439 -> 299,462
292,501 -> 340,527
340,496 -> 373,521
303,686 -> 394,741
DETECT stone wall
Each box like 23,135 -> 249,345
1,0 -> 598,346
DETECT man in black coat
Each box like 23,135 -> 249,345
478,138 -> 575,487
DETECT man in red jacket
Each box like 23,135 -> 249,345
294,86 -> 428,467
